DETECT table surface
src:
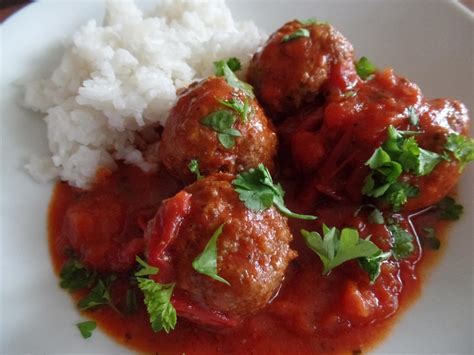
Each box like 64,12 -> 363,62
1,0 -> 473,23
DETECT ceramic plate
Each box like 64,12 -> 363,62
1,0 -> 472,353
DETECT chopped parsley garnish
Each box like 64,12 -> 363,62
59,259 -> 96,291
437,196 -> 463,220
406,106 -> 419,126
135,256 -> 159,277
232,164 -> 316,220
187,159 -> 202,180
282,28 -> 310,43
422,227 -> 441,250
214,57 -> 241,75
135,257 -> 177,333
300,226 -> 382,275
201,110 -> 241,149
214,59 -> 254,98
444,133 -> 474,171
298,18 -> 328,26
359,250 -> 392,284
76,320 -> 96,339
77,276 -> 120,314
217,97 -> 252,123
362,125 -> 442,211
355,56 -> 376,80
354,204 -> 384,224
192,224 -> 230,286
388,223 -> 414,260
137,278 -> 176,333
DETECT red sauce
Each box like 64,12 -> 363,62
48,164 -> 450,354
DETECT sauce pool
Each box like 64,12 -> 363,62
48,164 -> 450,354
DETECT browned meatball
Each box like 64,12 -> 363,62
159,77 -> 277,182
247,20 -> 354,118
146,173 -> 296,319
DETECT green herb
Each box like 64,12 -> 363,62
187,159 -> 202,180
359,250 -> 392,283
192,224 -> 230,286
78,276 -> 120,314
282,28 -> 310,43
422,227 -> 441,250
125,288 -> 138,314
217,97 -> 252,123
301,226 -> 381,274
298,18 -> 328,26
368,208 -> 384,224
76,321 -> 96,339
201,110 -> 241,149
444,133 -> 474,171
137,277 -> 176,333
214,59 -> 254,98
388,223 -> 414,260
135,256 -> 159,276
214,57 -> 241,75
232,164 -> 316,220
59,259 -> 96,291
354,204 -> 384,224
406,106 -> 419,126
437,196 -> 463,220
355,56 -> 376,80
384,182 -> 419,212
362,125 -> 442,211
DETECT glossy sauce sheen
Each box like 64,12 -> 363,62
49,165 -> 449,354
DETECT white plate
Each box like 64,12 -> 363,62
1,0 -> 473,353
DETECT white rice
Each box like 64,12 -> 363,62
23,0 -> 266,188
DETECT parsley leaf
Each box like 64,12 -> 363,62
59,259 -> 96,291
359,250 -> 392,284
406,106 -> 419,126
76,320 -> 96,339
192,224 -> 230,286
77,276 -> 119,313
388,223 -> 414,260
301,226 -> 381,274
437,196 -> 463,220
444,133 -> 474,171
355,56 -> 376,80
187,159 -> 202,180
135,256 -> 159,277
282,28 -> 310,42
214,57 -> 241,75
217,97 -> 252,123
362,125 -> 442,210
422,227 -> 441,250
232,164 -> 316,220
384,182 -> 419,212
137,278 -> 176,333
353,204 -> 384,224
201,110 -> 241,149
298,18 -> 328,26
214,59 -> 254,98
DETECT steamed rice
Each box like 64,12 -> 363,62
23,0 -> 266,188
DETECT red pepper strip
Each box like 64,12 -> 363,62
172,293 -> 239,328
145,190 -> 192,284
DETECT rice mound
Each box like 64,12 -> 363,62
23,0 -> 266,188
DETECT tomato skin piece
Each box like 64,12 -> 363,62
145,190 -> 192,284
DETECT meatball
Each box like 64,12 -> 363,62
247,20 -> 355,118
145,174 -> 296,321
159,77 -> 277,182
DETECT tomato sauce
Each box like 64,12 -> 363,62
48,164 -> 450,354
